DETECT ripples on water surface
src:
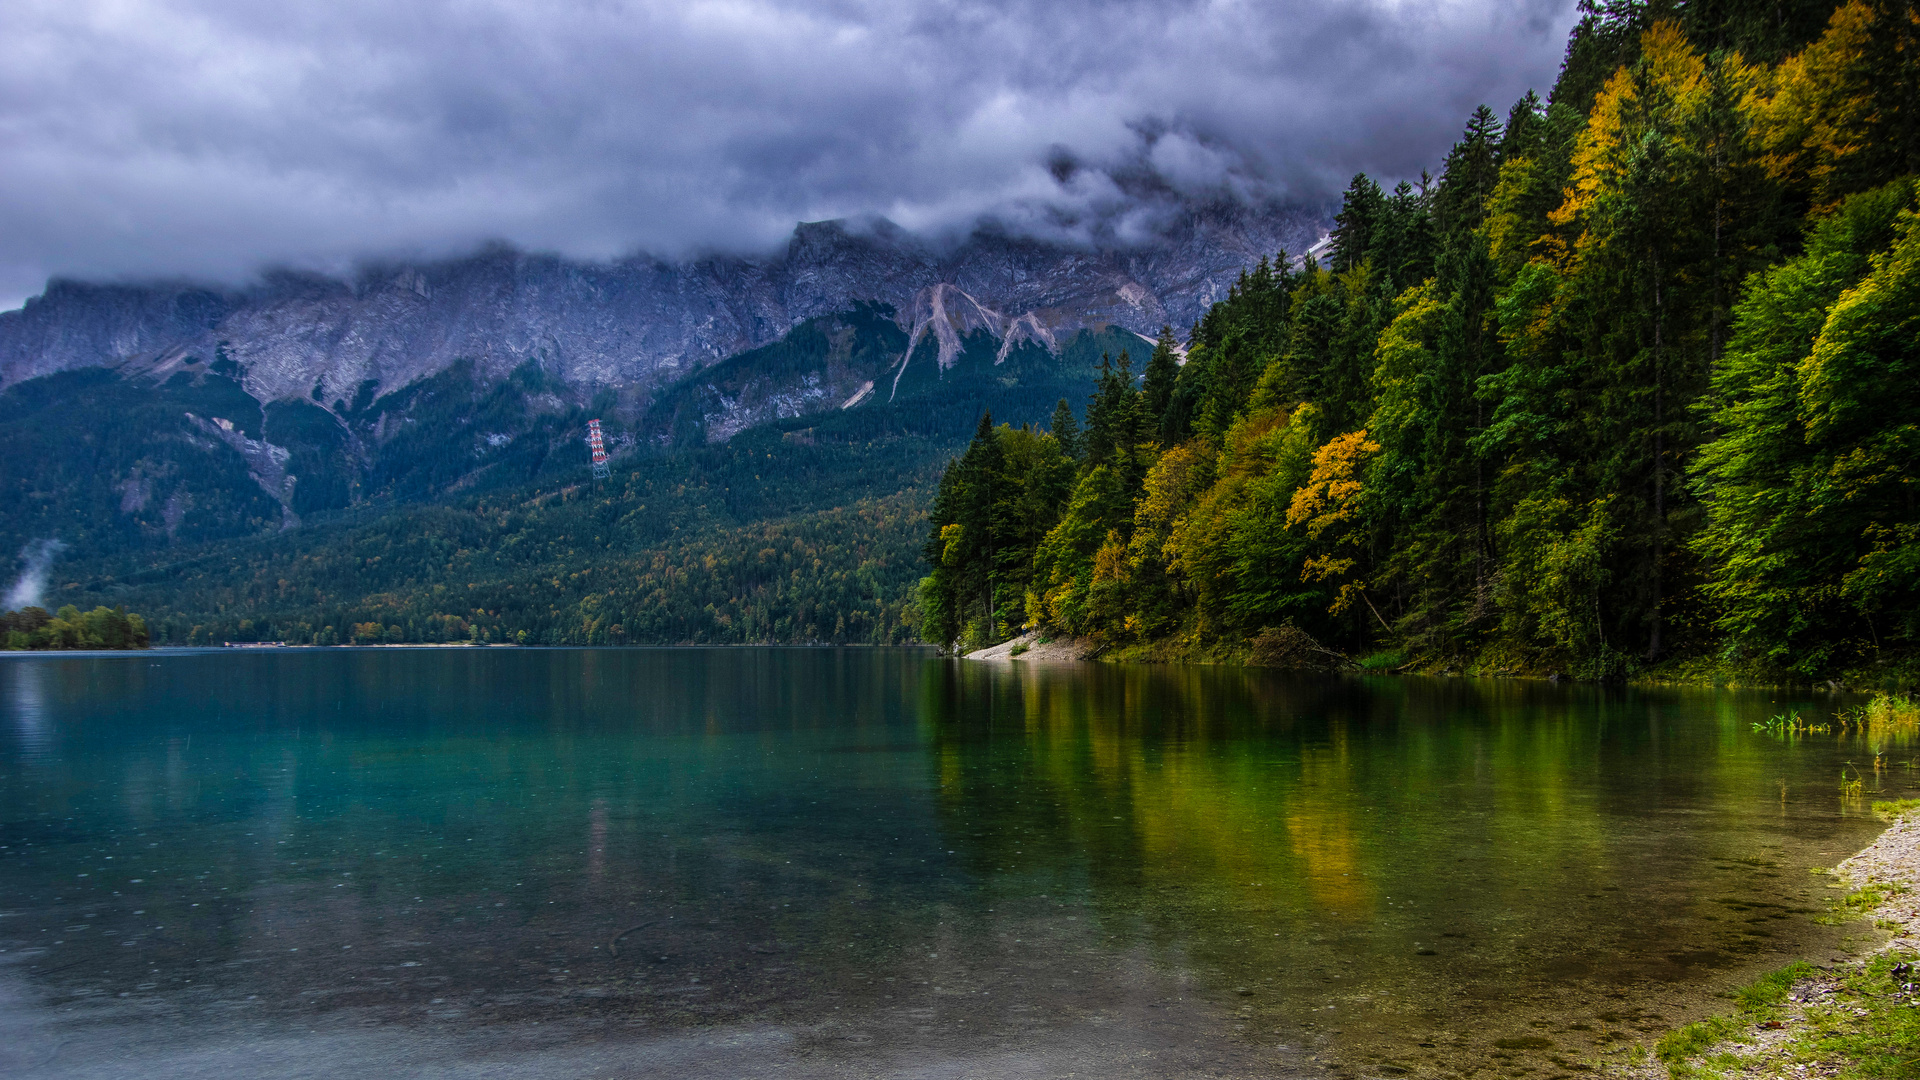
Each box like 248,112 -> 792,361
0,648 -> 1909,1078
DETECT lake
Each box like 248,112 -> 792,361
0,648 -> 1907,1078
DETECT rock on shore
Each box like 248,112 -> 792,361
962,631 -> 1094,662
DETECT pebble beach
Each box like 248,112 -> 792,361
1620,808 -> 1920,1077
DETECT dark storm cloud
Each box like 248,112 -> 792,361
0,0 -> 1578,306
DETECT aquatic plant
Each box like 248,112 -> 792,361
1839,763 -> 1865,800
1752,710 -> 1830,735
1865,692 -> 1920,728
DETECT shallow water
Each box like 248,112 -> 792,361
0,648 -> 1910,1078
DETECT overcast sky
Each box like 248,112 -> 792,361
0,0 -> 1578,309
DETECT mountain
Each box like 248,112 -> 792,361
2,319 -> 1153,648
0,204 -> 1325,402
0,202 -> 1326,563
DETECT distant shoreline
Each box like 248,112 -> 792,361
0,641 -> 937,655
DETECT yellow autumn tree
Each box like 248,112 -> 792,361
1550,21 -> 1729,263
1287,429 -> 1382,621
1743,0 -> 1903,212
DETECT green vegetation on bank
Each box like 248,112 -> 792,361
1653,961 -> 1812,1073
1649,902 -> 1919,1078
920,0 -> 1920,684
2,605 -> 149,650
1646,804 -> 1920,1078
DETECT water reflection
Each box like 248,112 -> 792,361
921,661 -> 1900,1067
4,660 -> 48,763
0,650 -> 1907,1079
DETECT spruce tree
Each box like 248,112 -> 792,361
1141,326 -> 1181,442
1048,398 -> 1082,463
1084,352 -> 1133,469
1371,182 -> 1436,293
1499,91 -> 1547,164
917,3 -> 1920,676
1330,175 -> 1385,272
1433,105 -> 1504,239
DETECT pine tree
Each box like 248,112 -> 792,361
1499,91 -> 1547,164
1141,326 -> 1181,442
1049,398 -> 1082,463
1330,175 -> 1385,273
1433,105 -> 1504,239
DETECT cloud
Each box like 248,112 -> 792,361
0,0 -> 1578,306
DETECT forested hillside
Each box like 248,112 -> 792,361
921,0 -> 1920,682
20,324 -> 1143,645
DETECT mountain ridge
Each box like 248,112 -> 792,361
0,200 -> 1326,588
0,203 -> 1328,409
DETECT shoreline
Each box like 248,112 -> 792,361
1619,809 -> 1920,1077
962,632 -> 1916,696
960,636 -> 1919,1073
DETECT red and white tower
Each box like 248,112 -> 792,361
586,419 -> 610,479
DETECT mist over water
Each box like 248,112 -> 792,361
3,539 -> 64,611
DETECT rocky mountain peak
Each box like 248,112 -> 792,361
0,202 -> 1329,412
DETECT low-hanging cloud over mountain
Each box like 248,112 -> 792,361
0,0 -> 1578,308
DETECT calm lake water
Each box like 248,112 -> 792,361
0,648 -> 1909,1079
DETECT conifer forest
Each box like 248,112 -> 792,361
919,0 -> 1920,682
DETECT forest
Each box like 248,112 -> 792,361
919,0 -> 1920,681
16,326 -> 1142,647
1,604 -> 149,650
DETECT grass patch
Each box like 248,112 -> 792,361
1359,649 -> 1408,672
1792,952 -> 1920,1077
1008,642 -> 1030,657
1656,1015 -> 1741,1070
1733,961 -> 1815,1010
1655,949 -> 1920,1078
1873,797 -> 1920,820
1654,961 -> 1817,1077
1816,878 -> 1906,926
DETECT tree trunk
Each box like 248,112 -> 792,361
1648,250 -> 1665,661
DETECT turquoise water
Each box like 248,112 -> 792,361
0,648 -> 1906,1078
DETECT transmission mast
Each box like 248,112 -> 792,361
586,419 -> 610,479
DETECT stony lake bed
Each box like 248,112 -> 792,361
0,647 -> 1911,1078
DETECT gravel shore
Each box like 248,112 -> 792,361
1617,809 -> 1920,1077
1837,810 -> 1920,953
